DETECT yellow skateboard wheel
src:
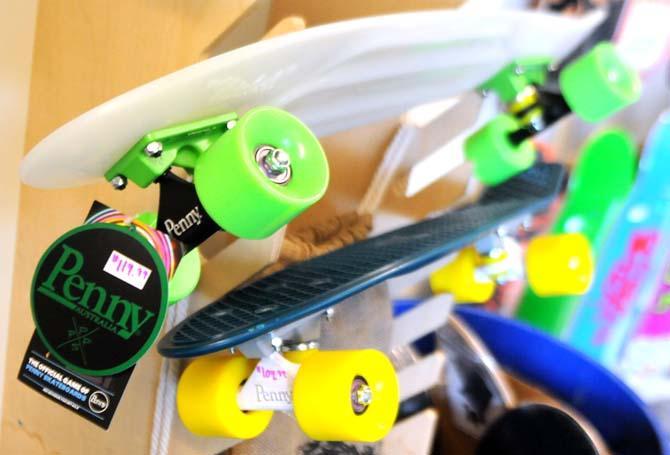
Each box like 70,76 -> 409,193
430,247 -> 496,303
293,350 -> 398,442
526,233 -> 593,297
176,356 -> 272,438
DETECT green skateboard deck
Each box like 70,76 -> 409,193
516,129 -> 637,335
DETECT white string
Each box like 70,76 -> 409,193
150,298 -> 189,455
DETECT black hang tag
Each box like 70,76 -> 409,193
86,200 -> 113,220
21,202 -> 170,429
18,333 -> 133,430
156,172 -> 220,250
30,223 -> 167,375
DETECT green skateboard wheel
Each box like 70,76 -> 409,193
194,106 -> 329,239
168,248 -> 201,304
559,42 -> 641,123
137,212 -> 201,304
464,114 -> 536,186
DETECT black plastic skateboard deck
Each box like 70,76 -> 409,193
158,163 -> 564,358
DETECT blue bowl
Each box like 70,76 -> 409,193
456,306 -> 668,455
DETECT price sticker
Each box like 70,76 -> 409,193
103,250 -> 152,290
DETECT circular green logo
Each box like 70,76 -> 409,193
31,223 -> 168,376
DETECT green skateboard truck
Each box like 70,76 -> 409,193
104,106 -> 328,303
98,106 -> 330,317
105,106 -> 330,248
466,42 -> 640,186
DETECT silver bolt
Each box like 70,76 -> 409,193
226,120 -> 237,130
351,376 -> 372,414
144,141 -> 163,157
255,145 -> 292,184
355,384 -> 373,407
324,308 -> 335,321
110,175 -> 127,190
271,336 -> 283,351
265,149 -> 291,174
514,65 -> 524,76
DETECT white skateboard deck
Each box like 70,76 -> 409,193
21,9 -> 602,189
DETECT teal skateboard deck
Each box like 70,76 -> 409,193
158,163 -> 564,358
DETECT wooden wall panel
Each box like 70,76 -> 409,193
0,0 -> 38,432
269,0 -> 463,27
1,2 -> 254,453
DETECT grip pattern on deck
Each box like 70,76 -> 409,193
159,163 -> 564,357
